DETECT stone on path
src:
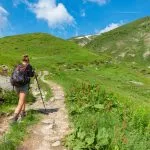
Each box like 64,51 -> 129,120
52,141 -> 61,147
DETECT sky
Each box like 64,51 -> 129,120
0,0 -> 150,39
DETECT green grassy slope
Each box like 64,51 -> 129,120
0,30 -> 149,149
0,31 -> 149,105
0,33 -> 98,67
85,17 -> 150,66
68,18 -> 150,149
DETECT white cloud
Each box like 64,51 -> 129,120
0,6 -> 9,36
12,0 -> 30,7
22,0 -> 75,29
85,0 -> 109,5
99,22 -> 123,34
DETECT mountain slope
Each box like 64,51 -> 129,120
69,34 -> 97,46
0,32 -> 149,103
85,17 -> 150,65
0,33 -> 99,68
0,32 -> 150,150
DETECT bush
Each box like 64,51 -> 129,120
0,89 -> 35,105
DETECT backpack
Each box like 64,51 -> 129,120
10,64 -> 30,87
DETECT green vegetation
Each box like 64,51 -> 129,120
0,110 -> 41,150
65,83 -> 150,150
0,33 -> 98,67
37,72 -> 52,101
85,17 -> 150,65
0,17 -> 150,149
0,88 -> 35,114
0,88 -> 41,150
38,79 -> 52,101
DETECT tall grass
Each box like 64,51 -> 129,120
65,83 -> 150,150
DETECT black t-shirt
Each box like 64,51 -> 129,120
26,64 -> 34,77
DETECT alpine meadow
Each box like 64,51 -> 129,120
0,17 -> 150,150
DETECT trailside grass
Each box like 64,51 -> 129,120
0,110 -> 41,150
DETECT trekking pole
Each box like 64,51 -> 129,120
34,73 -> 47,112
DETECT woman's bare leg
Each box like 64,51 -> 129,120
14,92 -> 26,115
21,101 -> 26,112
20,100 -> 26,118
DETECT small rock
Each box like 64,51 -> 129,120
50,97 -> 55,102
33,131 -> 39,135
52,141 -> 61,147
48,124 -> 54,129
44,124 -> 55,130
42,119 -> 53,125
6,113 -> 12,116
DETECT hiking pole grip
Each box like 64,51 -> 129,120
34,73 -> 47,112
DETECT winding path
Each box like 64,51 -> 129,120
18,71 -> 70,150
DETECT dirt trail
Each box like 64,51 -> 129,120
18,71 -> 70,150
0,75 -> 12,140
0,115 -> 9,140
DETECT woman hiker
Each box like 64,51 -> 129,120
10,55 -> 35,123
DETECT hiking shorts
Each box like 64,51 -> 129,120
15,84 -> 29,94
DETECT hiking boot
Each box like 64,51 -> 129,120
20,111 -> 26,119
9,113 -> 18,124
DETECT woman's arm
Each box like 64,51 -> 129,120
27,65 -> 35,77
